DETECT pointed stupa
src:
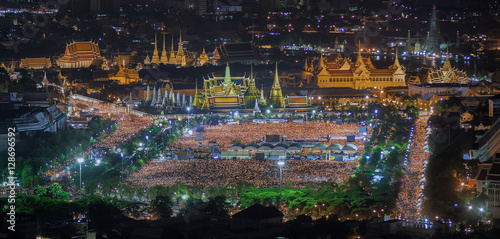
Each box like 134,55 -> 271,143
319,54 -> 326,69
42,72 -> 48,87
151,86 -> 157,106
128,91 -> 133,105
189,95 -> 193,107
391,48 -> 402,70
152,33 -> 160,64
170,90 -> 175,104
442,47 -> 452,71
145,53 -> 151,64
170,34 -> 176,59
176,92 -> 181,107
259,84 -> 267,105
269,63 -> 284,108
178,31 -> 184,55
157,88 -> 162,104
182,93 -> 186,106
162,90 -> 167,105
145,85 -> 151,102
355,40 -> 365,67
193,81 -> 200,108
224,63 -> 231,84
161,33 -> 168,64
318,54 -> 329,77
253,99 -> 261,114
244,64 -> 260,108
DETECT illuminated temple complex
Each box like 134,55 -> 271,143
56,41 -> 102,68
148,33 -> 188,67
425,53 -> 469,84
201,64 -> 253,108
307,50 -> 406,89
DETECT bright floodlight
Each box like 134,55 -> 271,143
479,208 -> 484,212
145,135 -> 149,140
277,161 -> 285,166
139,142 -> 143,147
77,158 -> 84,163
182,195 -> 187,200
234,111 -> 238,116
312,110 -> 316,114
96,159 -> 101,164
266,109 -> 270,114
187,107 -> 191,111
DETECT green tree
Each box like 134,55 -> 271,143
48,183 -> 64,199
34,185 -> 47,197
151,195 -> 173,219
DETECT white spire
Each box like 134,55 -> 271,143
253,99 -> 261,114
146,85 -> 151,102
151,86 -> 157,106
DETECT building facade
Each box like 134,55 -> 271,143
56,41 -> 102,68
201,64 -> 257,109
19,58 -> 52,69
309,52 -> 406,90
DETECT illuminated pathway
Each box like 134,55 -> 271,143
397,115 -> 430,221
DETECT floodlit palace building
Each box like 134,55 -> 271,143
56,41 -> 102,68
306,51 -> 406,89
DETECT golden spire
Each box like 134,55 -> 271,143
161,33 -> 168,64
151,33 -> 160,64
442,47 -> 452,71
392,48 -> 401,69
273,62 -> 280,88
270,62 -> 284,108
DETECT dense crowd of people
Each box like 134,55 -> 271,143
397,116 -> 429,221
126,159 -> 356,188
171,122 -> 371,153
46,99 -> 153,181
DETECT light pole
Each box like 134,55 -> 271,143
117,148 -> 123,180
77,158 -> 84,193
187,107 -> 191,126
169,120 -> 172,136
479,208 -> 484,221
277,161 -> 285,209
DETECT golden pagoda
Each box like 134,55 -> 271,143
197,47 -> 209,66
151,33 -> 160,64
269,63 -> 284,108
160,33 -> 168,64
426,48 -> 468,84
244,64 -> 259,108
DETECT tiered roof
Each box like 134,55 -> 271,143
57,41 -> 102,65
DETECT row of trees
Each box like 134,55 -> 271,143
423,99 -> 487,224
1,117 -> 117,189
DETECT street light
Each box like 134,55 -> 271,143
77,158 -> 84,192
277,161 -> 285,208
186,107 -> 191,126
479,208 -> 484,221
